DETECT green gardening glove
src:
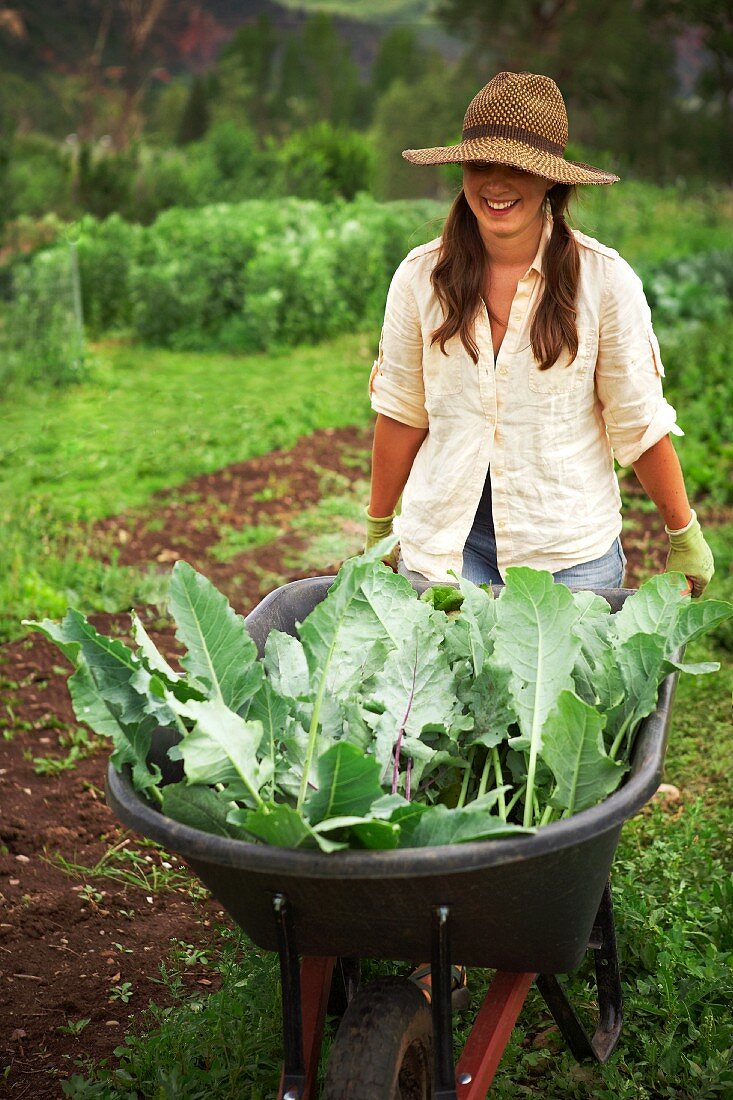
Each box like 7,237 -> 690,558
365,506 -> 399,571
665,510 -> 714,598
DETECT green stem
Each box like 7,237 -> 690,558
477,750 -> 493,799
172,713 -> 188,740
297,643 -> 333,808
492,747 -> 507,820
539,801 -> 555,827
456,746 -> 476,809
505,782 -> 526,818
149,784 -> 163,806
532,791 -> 541,826
609,714 -> 633,761
524,715 -> 543,829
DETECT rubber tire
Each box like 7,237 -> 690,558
323,977 -> 433,1100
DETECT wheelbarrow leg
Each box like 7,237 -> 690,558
536,881 -> 623,1064
431,905 -> 457,1100
273,893 -> 336,1100
454,971 -> 536,1098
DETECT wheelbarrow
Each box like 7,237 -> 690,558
106,575 -> 679,1099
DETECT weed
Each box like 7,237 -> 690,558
33,726 -> 104,776
49,835 -> 195,895
251,475 -> 291,502
78,884 -> 105,906
109,982 -> 134,1004
58,1018 -> 91,1036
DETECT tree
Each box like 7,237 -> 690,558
371,27 -> 429,97
274,14 -> 363,131
641,0 -> 733,181
214,15 -> 279,135
111,0 -> 169,150
434,0 -> 689,182
177,76 -> 211,146
370,57 -> 484,199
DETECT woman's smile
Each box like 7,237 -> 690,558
481,196 -> 521,216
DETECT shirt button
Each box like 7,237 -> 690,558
498,520 -> 507,529
494,468 -> 503,477
498,366 -> 508,375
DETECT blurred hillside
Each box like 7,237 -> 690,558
0,0 -> 730,249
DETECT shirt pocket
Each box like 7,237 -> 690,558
422,337 -> 465,396
527,330 -> 596,395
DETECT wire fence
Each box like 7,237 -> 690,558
0,237 -> 87,389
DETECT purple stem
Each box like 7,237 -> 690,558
406,757 -> 413,801
390,637 -> 420,795
391,726 -> 405,794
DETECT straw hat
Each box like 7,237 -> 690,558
402,71 -> 619,186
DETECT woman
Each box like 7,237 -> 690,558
366,71 -> 713,599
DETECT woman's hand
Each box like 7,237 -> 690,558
665,510 -> 714,597
365,507 -> 399,571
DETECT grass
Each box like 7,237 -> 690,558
209,522 -> 283,562
0,331 -> 374,640
48,835 -> 203,897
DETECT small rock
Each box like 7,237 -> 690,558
651,783 -> 677,800
11,1029 -> 27,1042
653,783 -> 681,803
9,878 -> 20,886
15,855 -> 30,864
105,1020 -> 120,1027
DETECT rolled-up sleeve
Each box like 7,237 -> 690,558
369,259 -> 428,429
595,256 -> 683,467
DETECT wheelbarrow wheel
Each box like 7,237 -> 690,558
323,976 -> 432,1100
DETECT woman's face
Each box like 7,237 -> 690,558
462,161 -> 550,249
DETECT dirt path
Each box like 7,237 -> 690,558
0,422 -> 720,1096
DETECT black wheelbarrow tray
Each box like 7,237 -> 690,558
106,576 -> 679,1100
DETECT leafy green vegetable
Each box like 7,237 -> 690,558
24,552 -> 733,851
168,560 -> 263,713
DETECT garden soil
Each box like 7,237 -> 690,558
0,423 -> 693,1097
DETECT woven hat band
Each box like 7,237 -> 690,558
461,123 -> 565,157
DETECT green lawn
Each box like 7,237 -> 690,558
0,333 -> 374,638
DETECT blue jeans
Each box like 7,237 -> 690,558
461,527 -> 627,589
399,467 -> 627,590
398,535 -> 627,590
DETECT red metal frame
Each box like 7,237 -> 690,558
277,960 -> 535,1098
278,956 -> 335,1100
455,971 -> 536,1098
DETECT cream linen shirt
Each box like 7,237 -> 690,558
369,215 -> 683,583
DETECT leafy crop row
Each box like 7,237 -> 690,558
28,543 -> 732,850
5,196 -> 444,356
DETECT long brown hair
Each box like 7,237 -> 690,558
430,184 -> 580,370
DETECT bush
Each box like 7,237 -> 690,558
75,214 -> 142,336
275,123 -> 375,202
113,196 -> 445,352
6,133 -> 72,219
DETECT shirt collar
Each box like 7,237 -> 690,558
528,215 -> 553,280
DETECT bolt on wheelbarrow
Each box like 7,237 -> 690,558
106,575 -> 679,1099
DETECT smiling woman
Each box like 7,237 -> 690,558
366,70 -> 713,598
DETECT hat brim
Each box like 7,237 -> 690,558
401,137 -> 619,186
